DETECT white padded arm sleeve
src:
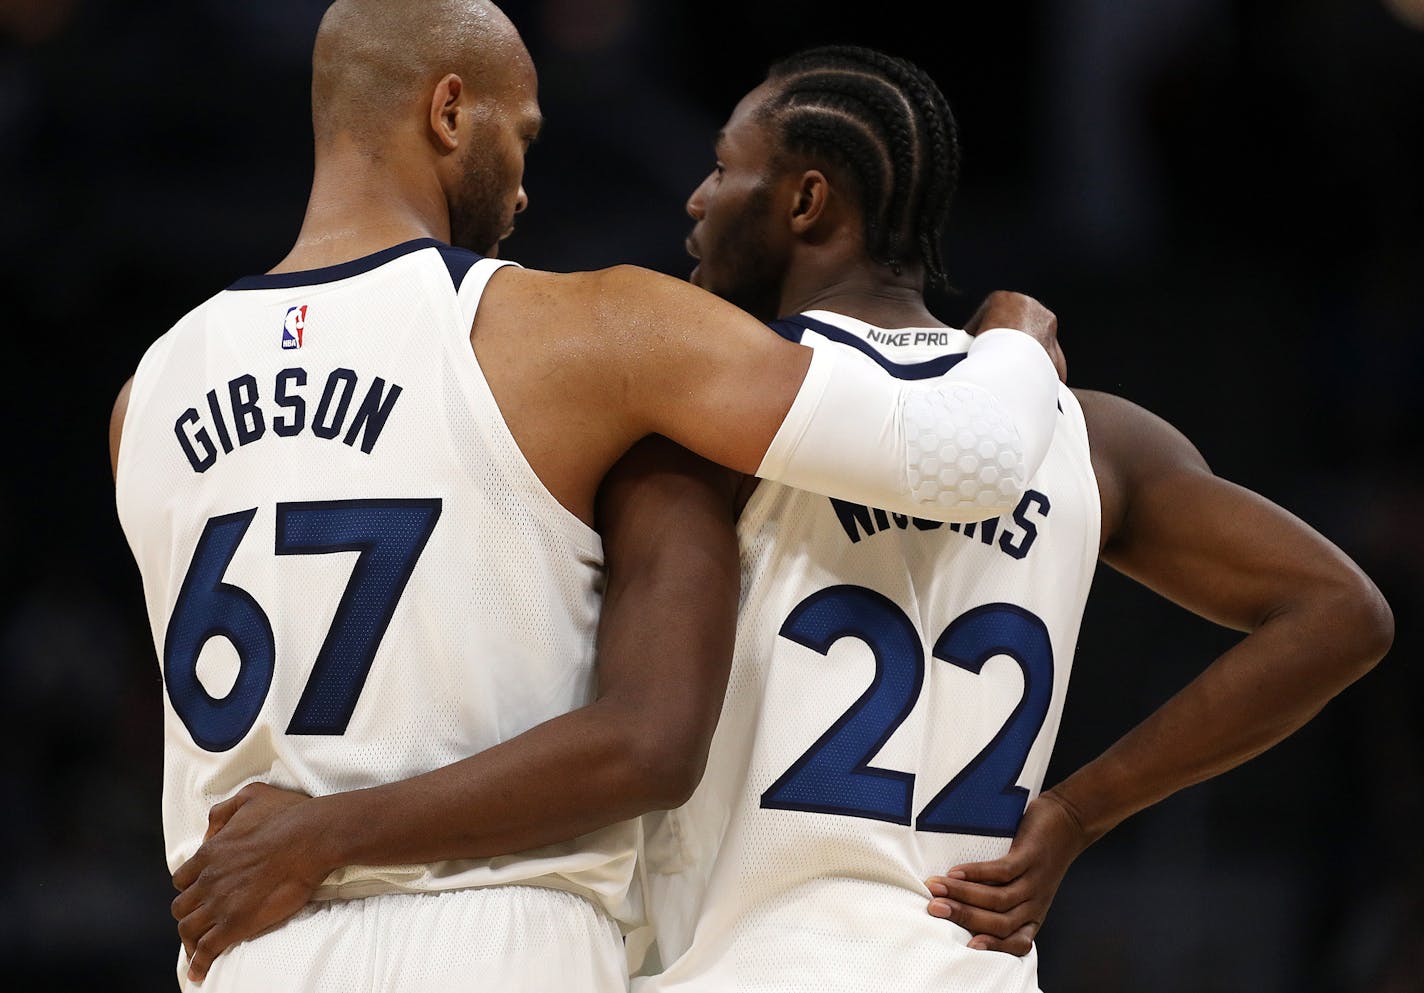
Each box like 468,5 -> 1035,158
755,328 -> 1059,523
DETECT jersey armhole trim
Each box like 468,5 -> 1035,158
448,259 -> 603,559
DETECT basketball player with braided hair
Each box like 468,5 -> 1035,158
122,2 -> 1069,987
168,38 -> 1389,992
627,44 -> 1390,990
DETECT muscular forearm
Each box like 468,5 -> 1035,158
1047,586 -> 1391,842
301,449 -> 736,873
300,697 -> 684,875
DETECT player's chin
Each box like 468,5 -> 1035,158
689,264 -> 702,287
483,227 -> 517,260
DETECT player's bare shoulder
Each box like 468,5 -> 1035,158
474,263 -> 682,330
1073,389 -> 1213,541
470,263 -> 680,374
469,266 -> 612,395
1074,390 -> 1211,472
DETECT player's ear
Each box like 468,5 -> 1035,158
789,170 -> 830,235
429,73 -> 464,152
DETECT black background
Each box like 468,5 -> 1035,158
1,0 -> 1420,989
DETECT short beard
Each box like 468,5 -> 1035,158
707,182 -> 783,321
448,147 -> 510,254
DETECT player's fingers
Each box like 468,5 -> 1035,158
927,897 -> 1020,940
171,882 -> 205,922
943,854 -> 1022,885
928,876 -> 1024,912
967,921 -> 1039,957
189,923 -> 236,983
176,907 -> 215,962
173,854 -> 205,893
1051,342 -> 1068,384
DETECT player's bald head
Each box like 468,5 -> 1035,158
311,0 -> 531,147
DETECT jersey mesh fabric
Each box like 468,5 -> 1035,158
636,313 -> 1100,993
184,885 -> 626,993
116,245 -> 639,927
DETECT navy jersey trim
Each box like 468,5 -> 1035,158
768,318 -> 806,344
775,313 -> 968,380
435,244 -> 481,289
228,238 -> 481,291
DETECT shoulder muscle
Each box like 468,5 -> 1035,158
1075,388 -> 1210,549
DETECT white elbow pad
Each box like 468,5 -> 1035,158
756,328 -> 1058,523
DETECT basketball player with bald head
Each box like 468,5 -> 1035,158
111,3 -> 1068,991
150,26 -> 1388,993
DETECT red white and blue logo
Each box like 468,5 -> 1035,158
282,305 -> 307,349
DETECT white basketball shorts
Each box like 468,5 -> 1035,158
179,885 -> 628,993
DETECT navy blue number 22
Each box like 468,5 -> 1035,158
760,585 -> 1053,837
163,499 -> 441,751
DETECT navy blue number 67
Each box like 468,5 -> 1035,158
163,499 -> 441,752
761,585 -> 1054,838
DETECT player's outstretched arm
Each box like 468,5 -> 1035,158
169,437 -> 741,982
925,390 -> 1393,953
598,268 -> 1063,523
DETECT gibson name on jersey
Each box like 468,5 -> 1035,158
174,366 -> 404,472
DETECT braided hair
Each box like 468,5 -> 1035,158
762,45 -> 960,287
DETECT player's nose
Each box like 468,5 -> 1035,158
686,184 -> 706,221
515,185 -> 529,215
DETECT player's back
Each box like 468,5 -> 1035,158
638,312 -> 1100,993
116,239 -> 635,923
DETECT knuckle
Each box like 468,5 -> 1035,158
981,914 -> 1014,939
959,907 -> 989,932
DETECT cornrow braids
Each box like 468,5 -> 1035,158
763,45 -> 960,287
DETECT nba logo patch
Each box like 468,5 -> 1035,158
282,305 -> 307,349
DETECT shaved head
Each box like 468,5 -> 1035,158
308,0 -> 541,253
313,0 -> 527,147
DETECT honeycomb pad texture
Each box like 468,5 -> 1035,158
904,384 -> 1025,509
755,331 -> 1054,523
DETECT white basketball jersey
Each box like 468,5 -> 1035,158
116,239 -> 639,926
637,312 -> 1100,992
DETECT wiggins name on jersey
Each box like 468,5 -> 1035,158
115,239 -> 639,927
637,312 -> 1100,993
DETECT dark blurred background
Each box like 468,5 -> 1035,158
1,0 -> 1420,990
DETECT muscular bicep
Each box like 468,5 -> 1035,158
593,435 -> 741,777
597,266 -> 813,475
1083,390 -> 1373,632
600,267 -> 1059,523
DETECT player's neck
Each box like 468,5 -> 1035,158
273,143 -> 452,274
779,264 -> 944,330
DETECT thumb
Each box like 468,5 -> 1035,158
944,851 -> 1024,885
